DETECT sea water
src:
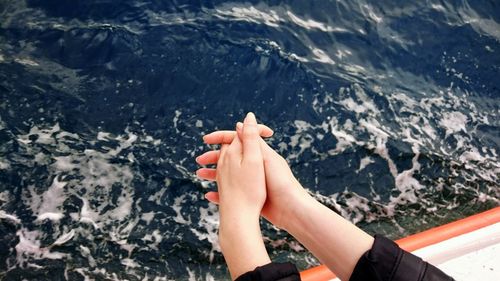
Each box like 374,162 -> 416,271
0,1 -> 498,280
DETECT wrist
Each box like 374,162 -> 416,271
219,209 -> 261,240
218,217 -> 271,279
220,205 -> 261,225
280,182 -> 315,232
219,219 -> 261,244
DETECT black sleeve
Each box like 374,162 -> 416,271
235,262 -> 300,281
350,235 -> 454,281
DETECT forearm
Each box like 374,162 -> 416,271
284,193 -> 374,281
219,214 -> 271,280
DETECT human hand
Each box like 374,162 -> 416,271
207,112 -> 271,279
198,117 -> 375,281
196,122 -> 308,230
215,113 -> 267,221
195,123 -> 273,181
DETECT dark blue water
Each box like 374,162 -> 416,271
0,1 -> 499,280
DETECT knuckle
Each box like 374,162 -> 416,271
222,132 -> 235,144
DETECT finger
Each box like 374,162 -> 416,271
204,191 -> 220,204
196,150 -> 220,165
219,144 -> 229,164
259,137 -> 277,156
236,122 -> 243,140
259,137 -> 273,162
242,112 -> 262,163
203,131 -> 236,145
203,125 -> 273,144
196,168 -> 217,181
227,124 -> 243,161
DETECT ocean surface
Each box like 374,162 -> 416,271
0,1 -> 499,280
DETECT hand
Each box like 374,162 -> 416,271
198,117 -> 374,281
208,112 -> 271,279
215,113 -> 267,221
196,122 -> 308,230
196,124 -> 273,181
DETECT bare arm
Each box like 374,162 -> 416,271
210,113 -> 271,280
199,126 -> 374,280
282,189 -> 374,281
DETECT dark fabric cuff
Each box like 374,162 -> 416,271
350,235 -> 454,281
235,262 -> 301,281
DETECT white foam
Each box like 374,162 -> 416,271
142,229 -> 163,250
335,48 -> 352,60
52,230 -> 75,246
172,195 -> 191,224
78,198 -> 99,228
311,47 -> 335,65
33,177 -> 67,222
0,160 -> 9,170
440,111 -> 468,137
15,229 -> 66,261
0,210 -> 21,224
393,143 -> 424,204
97,131 -> 111,140
15,58 -> 39,67
17,123 -> 61,145
12,123 -> 170,269
148,187 -> 167,204
191,204 -> 221,262
358,157 -> 374,172
215,5 -> 281,28
421,121 -> 437,140
339,84 -> 380,116
286,11 -> 344,32
121,258 -> 140,268
141,212 -> 155,224
173,110 -> 181,133
362,4 -> 383,23
109,190 -> 133,221
459,148 -> 485,162
458,4 -> 500,40
287,120 -> 316,159
187,268 -> 196,281
288,53 -> 309,62
360,118 -> 398,177
79,245 -> 96,268
431,4 -> 447,12
340,97 -> 366,113
329,126 -> 357,154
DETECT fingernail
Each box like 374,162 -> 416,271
245,112 -> 256,124
236,122 -> 243,131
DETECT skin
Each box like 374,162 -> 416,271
209,112 -> 271,280
198,122 -> 306,229
196,115 -> 374,281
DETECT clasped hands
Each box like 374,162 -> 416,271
195,113 -> 374,281
195,112 -> 308,279
195,112 -> 305,231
